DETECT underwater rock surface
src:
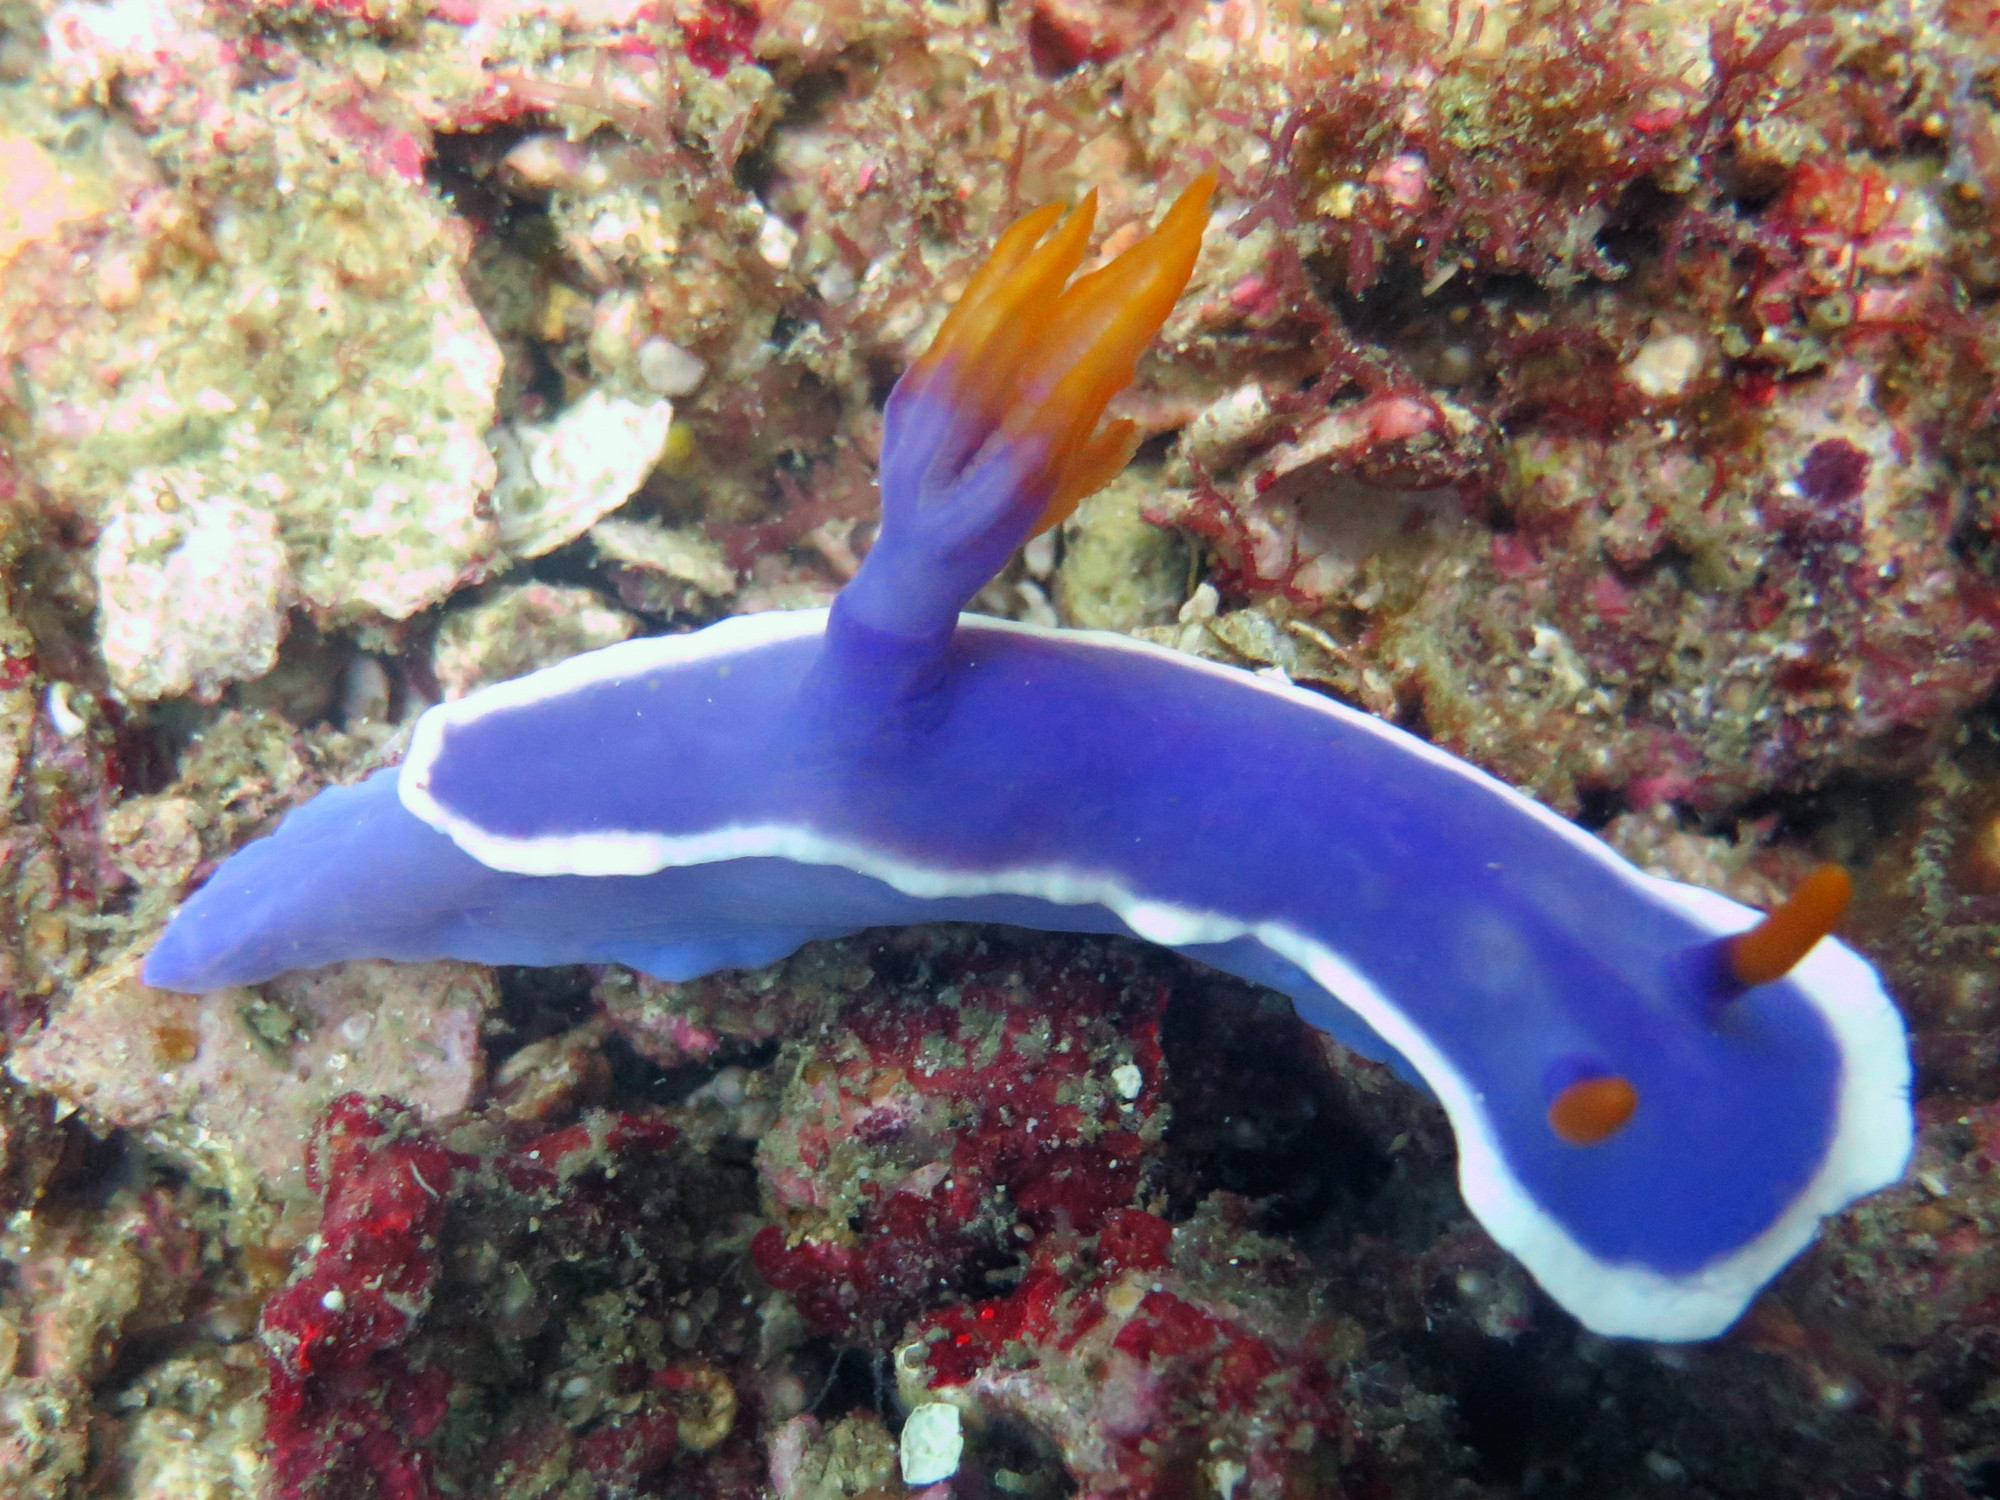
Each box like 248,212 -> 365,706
0,0 -> 1997,1495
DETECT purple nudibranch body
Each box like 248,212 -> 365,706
145,180 -> 1912,1342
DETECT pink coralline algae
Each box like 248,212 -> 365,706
905,1214 -> 1352,1500
751,934 -> 1170,1347
745,933 -> 1408,1496
680,0 -> 760,78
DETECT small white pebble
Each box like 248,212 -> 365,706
763,1370 -> 808,1421
562,1374 -> 592,1399
757,211 -> 799,270
45,683 -> 85,738
689,1066 -> 747,1108
815,260 -> 857,304
1111,1063 -> 1143,1101
320,1289 -> 346,1313
1642,1450 -> 1686,1482
899,1402 -> 964,1486
1103,1278 -> 1146,1318
1021,529 -> 1057,580
637,337 -> 707,397
340,656 -> 392,725
1624,332 -> 1702,400
1177,582 -> 1220,626
1015,578 -> 1058,628
501,134 -> 584,191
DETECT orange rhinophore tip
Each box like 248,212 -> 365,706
909,172 -> 1216,528
1727,864 -> 1853,988
1547,1075 -> 1640,1146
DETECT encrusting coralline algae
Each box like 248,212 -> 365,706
1,0 -> 1999,1495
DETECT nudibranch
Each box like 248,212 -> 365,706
146,176 -> 1913,1342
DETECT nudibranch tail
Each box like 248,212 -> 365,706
843,175 -> 1214,641
1727,864 -> 1854,989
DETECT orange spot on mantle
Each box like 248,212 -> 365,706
1548,1075 -> 1639,1146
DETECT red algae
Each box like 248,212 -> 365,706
906,1245 -> 1350,1500
680,0 -> 761,79
249,1088 -> 764,1500
752,932 -> 1170,1346
737,930 -> 1468,1496
260,1095 -> 467,1500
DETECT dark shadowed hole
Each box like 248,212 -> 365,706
111,705 -> 183,798
733,62 -> 846,198
965,1416 -> 1078,1499
1159,975 -> 1392,1233
428,126 -> 544,225
48,1123 -> 132,1211
1728,774 -> 1920,850
768,312 -> 809,351
1438,1324 -> 1542,1482
1725,180 -> 1784,219
1593,178 -> 1685,273
516,336 -> 572,416
1573,783 -> 1625,831
1323,252 -> 1511,342
522,535 -> 619,592
801,1342 -> 895,1418
866,940 -> 931,991
488,965 -> 596,1066
601,1031 -> 780,1108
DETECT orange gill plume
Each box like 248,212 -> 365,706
907,173 -> 1217,533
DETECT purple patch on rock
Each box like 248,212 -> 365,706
1797,439 -> 1870,505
